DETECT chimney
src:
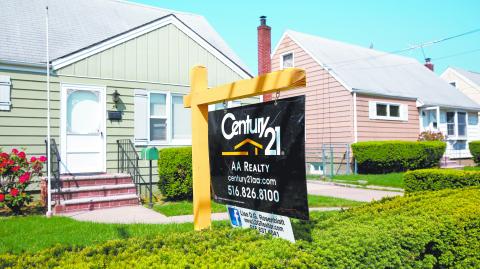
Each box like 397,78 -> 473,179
257,16 -> 272,101
424,58 -> 434,71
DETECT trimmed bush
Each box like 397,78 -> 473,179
352,140 -> 446,173
1,188 -> 479,268
157,147 -> 192,200
469,140 -> 480,165
404,168 -> 480,193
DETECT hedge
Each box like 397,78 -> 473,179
2,188 -> 479,268
404,168 -> 480,193
352,140 -> 446,173
157,147 -> 192,200
469,141 -> 480,165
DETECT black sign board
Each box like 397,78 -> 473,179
208,96 -> 309,220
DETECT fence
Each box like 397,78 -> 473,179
305,144 -> 354,179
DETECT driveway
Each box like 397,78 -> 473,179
307,181 -> 402,202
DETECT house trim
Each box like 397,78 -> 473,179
51,14 -> 251,79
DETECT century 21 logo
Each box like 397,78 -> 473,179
221,112 -> 281,156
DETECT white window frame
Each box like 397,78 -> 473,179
445,110 -> 468,140
280,52 -> 294,69
147,91 -> 192,146
369,101 -> 406,121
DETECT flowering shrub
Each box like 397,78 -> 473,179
418,130 -> 445,141
0,149 -> 46,215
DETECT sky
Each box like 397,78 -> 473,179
133,0 -> 480,75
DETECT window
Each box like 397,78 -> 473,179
468,112 -> 478,125
422,110 -> 438,129
281,53 -> 294,69
147,92 -> 192,144
172,95 -> 191,140
149,93 -> 167,141
446,112 -> 455,136
458,112 -> 466,137
449,81 -> 456,87
369,101 -> 406,120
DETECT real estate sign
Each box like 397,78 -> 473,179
208,96 -> 309,221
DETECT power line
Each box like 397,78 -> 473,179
324,28 -> 480,67
433,48 -> 480,61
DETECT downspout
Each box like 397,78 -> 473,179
353,92 -> 358,143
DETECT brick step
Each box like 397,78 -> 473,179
54,194 -> 139,214
59,173 -> 133,188
52,184 -> 137,200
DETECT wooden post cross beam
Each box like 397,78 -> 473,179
184,66 -> 306,231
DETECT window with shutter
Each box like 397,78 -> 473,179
0,76 -> 11,111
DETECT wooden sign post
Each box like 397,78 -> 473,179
184,66 -> 306,231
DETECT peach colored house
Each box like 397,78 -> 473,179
268,30 -> 480,173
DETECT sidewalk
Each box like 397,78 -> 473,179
307,180 -> 402,202
63,205 -> 345,224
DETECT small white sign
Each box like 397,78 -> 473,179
227,205 -> 295,242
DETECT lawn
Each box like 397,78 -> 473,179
152,195 -> 364,216
2,188 -> 478,268
331,172 -> 404,188
0,215 -> 227,254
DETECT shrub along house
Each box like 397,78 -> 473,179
0,0 -> 254,213
256,18 -> 480,174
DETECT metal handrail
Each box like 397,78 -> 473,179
117,139 -> 153,204
44,138 -> 61,193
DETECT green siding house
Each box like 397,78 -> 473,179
0,0 -> 254,212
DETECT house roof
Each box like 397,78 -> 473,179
283,30 -> 480,110
448,67 -> 480,87
0,0 -> 251,76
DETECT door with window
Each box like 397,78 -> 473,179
61,85 -> 106,173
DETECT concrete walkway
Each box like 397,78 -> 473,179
61,182 -> 402,224
307,180 -> 402,202
62,206 -> 345,224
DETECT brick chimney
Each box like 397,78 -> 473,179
258,16 -> 272,101
424,57 -> 434,71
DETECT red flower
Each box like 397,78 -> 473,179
11,166 -> 20,172
10,188 -> 19,197
0,152 -> 8,159
19,172 -> 31,183
39,156 -> 47,163
7,159 -> 14,166
18,151 -> 26,159
30,156 -> 37,162
0,193 -> 4,202
11,149 -> 18,155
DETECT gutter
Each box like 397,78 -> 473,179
0,59 -> 52,74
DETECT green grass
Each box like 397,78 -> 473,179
331,172 -> 404,188
463,166 -> 480,171
152,195 -> 364,216
152,200 -> 227,216
0,215 -> 227,254
307,195 -> 364,207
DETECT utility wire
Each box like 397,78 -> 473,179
324,28 -> 480,67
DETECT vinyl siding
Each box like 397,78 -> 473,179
441,70 -> 480,107
57,24 -> 243,87
0,22 -> 252,188
356,94 -> 419,141
272,36 -> 354,149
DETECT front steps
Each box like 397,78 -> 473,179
42,173 -> 140,214
439,157 -> 465,169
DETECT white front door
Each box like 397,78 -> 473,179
61,84 -> 106,173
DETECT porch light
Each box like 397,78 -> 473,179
112,90 -> 121,108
